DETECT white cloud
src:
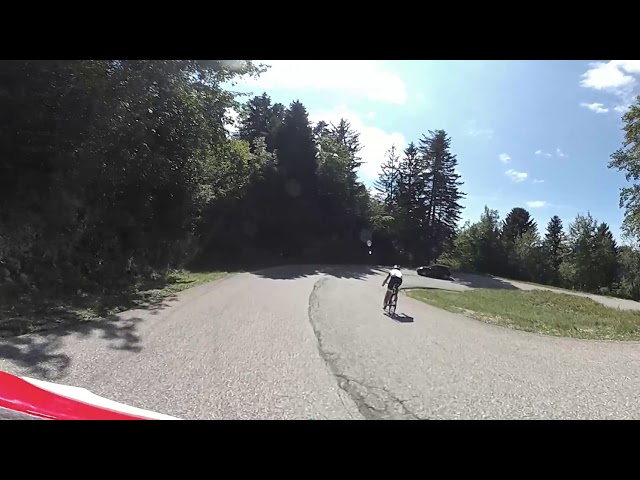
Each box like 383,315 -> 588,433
366,112 -> 377,120
580,61 -> 637,91
533,147 -> 566,158
466,120 -> 493,139
309,105 -> 405,181
535,149 -> 552,157
238,60 -> 408,105
505,169 -> 528,182
580,102 -> 609,114
580,61 -> 640,114
526,200 -> 547,208
532,179 -> 545,184
499,153 -> 511,163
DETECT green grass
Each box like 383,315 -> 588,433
0,269 -> 228,338
406,288 -> 640,341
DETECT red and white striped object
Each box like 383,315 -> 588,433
0,371 -> 179,420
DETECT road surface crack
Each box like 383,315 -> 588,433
308,277 -> 420,420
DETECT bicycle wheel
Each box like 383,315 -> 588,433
389,292 -> 397,315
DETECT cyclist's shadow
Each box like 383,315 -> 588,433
385,312 -> 414,323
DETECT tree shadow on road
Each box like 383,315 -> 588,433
253,264 -> 385,281
0,314 -> 145,381
0,281 -> 185,380
451,272 -> 520,290
1,277 -> 181,337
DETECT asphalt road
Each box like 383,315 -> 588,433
3,265 -> 640,419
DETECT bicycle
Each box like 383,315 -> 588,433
385,284 -> 399,315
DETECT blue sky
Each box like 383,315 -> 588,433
231,60 -> 640,241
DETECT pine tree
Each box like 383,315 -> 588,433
542,215 -> 565,284
395,142 -> 427,261
272,100 -> 320,253
472,206 -> 503,273
316,135 -> 352,236
500,207 -> 538,278
237,93 -> 284,152
418,130 -> 465,263
593,222 -> 619,290
274,100 -> 318,197
502,207 -> 537,241
374,146 -> 401,211
313,120 -> 330,139
237,93 -> 272,146
373,146 -> 404,259
267,102 -> 286,152
329,118 -> 363,174
565,213 -> 599,291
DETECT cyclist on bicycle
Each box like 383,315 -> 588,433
382,265 -> 403,310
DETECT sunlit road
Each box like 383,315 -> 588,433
3,265 -> 640,419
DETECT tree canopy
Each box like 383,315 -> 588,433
2,60 -> 640,305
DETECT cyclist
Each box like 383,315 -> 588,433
382,265 -> 403,310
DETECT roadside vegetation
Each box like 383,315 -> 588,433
0,270 -> 227,337
1,60 -> 640,337
1,60 -> 467,335
407,288 -> 640,341
438,97 -> 640,302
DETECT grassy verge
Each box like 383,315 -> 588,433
406,288 -> 640,341
0,269 -> 228,338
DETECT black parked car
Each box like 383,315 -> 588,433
416,264 -> 452,280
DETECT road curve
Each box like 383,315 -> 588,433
2,265 -> 640,419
